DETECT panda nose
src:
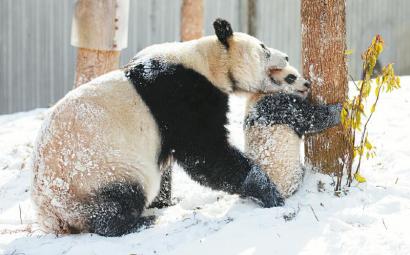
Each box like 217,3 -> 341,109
304,80 -> 311,88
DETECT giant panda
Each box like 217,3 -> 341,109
244,64 -> 342,197
32,19 -> 290,237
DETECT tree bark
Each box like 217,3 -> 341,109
71,0 -> 129,87
301,0 -> 352,180
180,0 -> 203,41
74,48 -> 120,87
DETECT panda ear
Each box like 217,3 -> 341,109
213,18 -> 233,49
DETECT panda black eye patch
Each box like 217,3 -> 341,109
285,74 -> 297,84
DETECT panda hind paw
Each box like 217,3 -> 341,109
242,165 -> 285,208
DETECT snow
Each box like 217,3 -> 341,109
1,78 -> 410,255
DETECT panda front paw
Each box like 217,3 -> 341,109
241,165 -> 285,208
329,103 -> 343,126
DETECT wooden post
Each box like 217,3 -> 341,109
301,0 -> 352,184
71,0 -> 130,87
180,0 -> 203,41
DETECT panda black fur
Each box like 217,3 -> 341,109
32,19 -> 290,237
244,65 -> 342,197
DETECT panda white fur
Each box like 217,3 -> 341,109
32,19 -> 289,237
244,65 -> 342,197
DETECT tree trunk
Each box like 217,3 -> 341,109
71,0 -> 129,87
301,0 -> 352,184
74,48 -> 120,87
247,0 -> 257,36
180,0 -> 203,41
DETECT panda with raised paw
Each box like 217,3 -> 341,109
244,64 -> 342,198
32,19 -> 290,237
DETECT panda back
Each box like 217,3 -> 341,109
32,70 -> 162,208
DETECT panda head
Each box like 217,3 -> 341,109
267,64 -> 311,98
212,19 -> 290,93
130,19 -> 290,94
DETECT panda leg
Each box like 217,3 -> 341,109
178,145 -> 284,208
149,165 -> 173,209
303,103 -> 343,134
255,94 -> 342,136
87,181 -> 146,237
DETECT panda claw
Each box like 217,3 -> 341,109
260,187 -> 285,208
272,189 -> 285,207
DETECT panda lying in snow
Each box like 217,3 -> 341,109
33,19 -> 295,237
244,64 -> 342,198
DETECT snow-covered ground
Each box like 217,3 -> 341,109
1,78 -> 410,255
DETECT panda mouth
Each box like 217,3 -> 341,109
296,89 -> 309,97
268,68 -> 282,75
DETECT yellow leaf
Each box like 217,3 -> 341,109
365,139 -> 373,150
376,76 -> 381,86
370,104 -> 376,113
345,49 -> 354,55
376,43 -> 383,54
359,103 -> 365,112
354,173 -> 367,183
375,85 -> 381,97
358,146 -> 364,155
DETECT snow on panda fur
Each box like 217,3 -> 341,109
244,65 -> 342,197
32,71 -> 161,235
32,19 -> 290,237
